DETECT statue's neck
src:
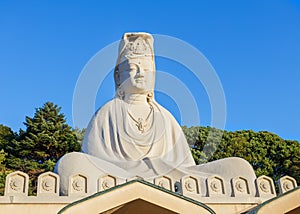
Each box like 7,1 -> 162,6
124,93 -> 148,105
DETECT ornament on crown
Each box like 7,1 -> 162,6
119,34 -> 154,61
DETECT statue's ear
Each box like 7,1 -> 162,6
114,67 -> 120,87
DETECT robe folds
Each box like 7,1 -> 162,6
56,98 -> 256,195
81,98 -> 197,179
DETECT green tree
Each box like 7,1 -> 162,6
73,127 -> 86,145
184,127 -> 300,186
7,102 -> 81,194
0,124 -> 16,194
185,126 -> 223,164
0,124 -> 16,152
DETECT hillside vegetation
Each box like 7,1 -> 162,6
0,102 -> 299,195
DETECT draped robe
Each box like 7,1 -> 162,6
81,98 -> 197,179
56,98 -> 256,195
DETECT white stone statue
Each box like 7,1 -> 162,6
55,32 -> 256,195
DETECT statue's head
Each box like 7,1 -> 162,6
114,33 -> 155,101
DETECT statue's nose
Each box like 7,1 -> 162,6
137,68 -> 145,77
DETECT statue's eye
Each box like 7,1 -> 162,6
130,65 -> 137,72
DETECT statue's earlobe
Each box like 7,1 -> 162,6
147,92 -> 153,102
116,73 -> 120,87
114,67 -> 120,87
117,87 -> 125,100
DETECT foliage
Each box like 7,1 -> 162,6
185,126 -> 300,185
0,109 -> 299,195
73,127 -> 86,145
4,102 -> 81,195
0,125 -> 16,194
0,124 -> 16,152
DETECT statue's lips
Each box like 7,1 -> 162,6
135,78 -> 145,83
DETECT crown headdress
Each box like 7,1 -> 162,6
118,32 -> 154,62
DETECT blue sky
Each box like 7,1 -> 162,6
1,0 -> 300,141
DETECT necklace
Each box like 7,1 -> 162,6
127,103 -> 153,133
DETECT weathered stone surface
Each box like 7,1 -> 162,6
68,174 -> 89,196
278,175 -> 297,194
255,175 -> 276,198
206,175 -> 225,197
98,175 -> 118,191
231,176 -> 250,197
37,172 -> 60,196
5,171 -> 29,196
0,171 -> 299,213
154,176 -> 174,191
181,175 -> 201,196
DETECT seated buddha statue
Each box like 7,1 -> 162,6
55,32 -> 256,195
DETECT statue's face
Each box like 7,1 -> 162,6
118,57 -> 154,94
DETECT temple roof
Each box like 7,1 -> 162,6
58,179 -> 216,214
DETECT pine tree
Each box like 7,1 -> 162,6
7,102 -> 81,194
0,124 -> 16,151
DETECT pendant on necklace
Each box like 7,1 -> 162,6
137,118 -> 146,133
127,103 -> 153,133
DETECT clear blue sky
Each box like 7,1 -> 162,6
1,0 -> 300,141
